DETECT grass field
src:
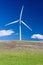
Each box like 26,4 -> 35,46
0,41 -> 43,65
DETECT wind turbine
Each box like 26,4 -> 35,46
5,6 -> 32,40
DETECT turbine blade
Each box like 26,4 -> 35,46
21,21 -> 32,31
5,20 -> 19,26
20,5 -> 24,21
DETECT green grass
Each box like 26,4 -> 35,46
0,41 -> 43,65
0,51 -> 43,65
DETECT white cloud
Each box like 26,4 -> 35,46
0,30 -> 14,37
31,34 -> 43,39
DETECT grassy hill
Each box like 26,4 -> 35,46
0,41 -> 43,65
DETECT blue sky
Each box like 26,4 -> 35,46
0,0 -> 43,40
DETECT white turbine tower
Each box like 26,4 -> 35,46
5,6 -> 32,40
